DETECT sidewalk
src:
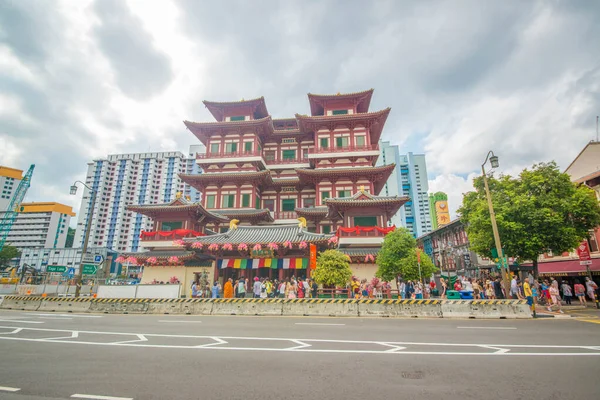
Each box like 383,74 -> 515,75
535,304 -> 600,319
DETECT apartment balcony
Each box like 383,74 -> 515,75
264,157 -> 310,169
307,144 -> 380,159
196,150 -> 265,166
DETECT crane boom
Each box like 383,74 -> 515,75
0,164 -> 35,251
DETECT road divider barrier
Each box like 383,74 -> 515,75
0,296 -> 531,318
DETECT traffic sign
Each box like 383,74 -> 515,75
580,260 -> 593,266
67,267 -> 75,277
577,241 -> 591,261
82,264 -> 98,275
46,265 -> 66,273
82,254 -> 104,264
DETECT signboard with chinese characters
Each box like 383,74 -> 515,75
435,200 -> 451,226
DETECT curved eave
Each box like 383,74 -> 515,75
203,97 -> 269,121
183,116 -> 273,145
179,171 -> 274,190
296,164 -> 395,195
183,225 -> 332,245
211,209 -> 275,223
295,207 -> 328,217
307,89 -> 374,116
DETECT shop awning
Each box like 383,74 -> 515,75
523,258 -> 600,276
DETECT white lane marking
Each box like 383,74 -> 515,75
44,331 -> 79,340
158,320 -> 202,323
457,327 -> 517,330
0,326 -> 599,356
0,328 -> 23,335
71,394 -> 132,400
295,323 -> 345,326
38,317 -> 73,320
0,386 -> 20,392
0,319 -> 44,324
28,313 -> 102,318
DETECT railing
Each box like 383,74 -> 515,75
140,230 -> 205,241
264,157 -> 309,165
337,226 -> 396,237
273,211 -> 298,219
196,150 -> 261,159
308,144 -> 379,154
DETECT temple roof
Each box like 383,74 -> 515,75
183,116 -> 273,145
295,206 -> 328,218
325,190 -> 409,218
295,108 -> 390,144
337,247 -> 380,256
295,164 -> 395,194
307,89 -> 374,116
184,224 -> 332,245
209,208 -> 274,223
179,170 -> 274,190
119,250 -> 199,262
127,198 -> 229,222
203,97 -> 269,121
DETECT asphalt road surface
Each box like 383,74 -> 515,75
0,310 -> 599,400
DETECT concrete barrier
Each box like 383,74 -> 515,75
0,296 -> 41,311
211,298 -> 283,316
468,300 -> 531,319
136,284 -> 181,299
89,298 -> 148,314
145,298 -> 211,315
0,284 -> 17,295
441,300 -> 474,318
37,298 -> 92,313
281,298 -> 359,317
358,299 -> 443,318
97,285 -> 137,298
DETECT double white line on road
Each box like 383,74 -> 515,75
0,386 -> 20,392
457,327 -> 517,330
295,323 -> 345,326
72,394 -> 132,400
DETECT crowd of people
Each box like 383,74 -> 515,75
191,276 -> 320,299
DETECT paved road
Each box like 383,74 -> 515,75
0,310 -> 598,400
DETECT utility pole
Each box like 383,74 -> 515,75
70,181 -> 96,298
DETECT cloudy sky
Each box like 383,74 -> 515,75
1,0 -> 599,221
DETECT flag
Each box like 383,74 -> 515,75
233,259 -> 241,269
282,258 -> 290,269
295,258 -> 303,269
227,259 -> 235,268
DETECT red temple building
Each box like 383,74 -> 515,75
120,90 -> 409,291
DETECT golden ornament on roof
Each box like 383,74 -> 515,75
229,219 -> 240,230
297,217 -> 307,228
175,192 -> 182,199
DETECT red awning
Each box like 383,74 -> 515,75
532,258 -> 600,276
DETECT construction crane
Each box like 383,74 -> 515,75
0,164 -> 35,252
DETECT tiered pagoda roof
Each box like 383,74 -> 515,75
184,224 -> 331,245
295,108 -> 390,144
183,116 -> 274,145
127,198 -> 229,223
307,89 -> 374,116
324,190 -> 409,219
295,164 -> 395,195
179,170 -> 274,191
203,97 -> 269,121
294,206 -> 328,220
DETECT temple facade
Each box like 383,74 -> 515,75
120,90 -> 409,291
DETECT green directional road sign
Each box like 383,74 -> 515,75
46,265 -> 66,273
82,264 -> 98,275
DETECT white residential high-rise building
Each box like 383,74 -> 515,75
377,142 -> 432,237
183,144 -> 205,203
0,166 -> 23,211
74,151 -> 197,253
1,202 -> 74,250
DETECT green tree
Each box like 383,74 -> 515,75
459,161 -> 600,276
0,245 -> 21,269
312,249 -> 353,287
65,227 -> 76,248
376,228 -> 437,282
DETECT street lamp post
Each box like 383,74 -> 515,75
70,181 -> 96,298
481,151 -> 510,297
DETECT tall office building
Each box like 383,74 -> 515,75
0,166 -> 23,211
1,202 -> 75,250
74,151 -> 198,253
377,142 -> 432,237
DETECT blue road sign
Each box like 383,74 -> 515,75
67,267 -> 75,277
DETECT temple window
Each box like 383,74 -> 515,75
210,143 -> 219,153
336,137 -> 349,148
332,109 -> 349,115
264,150 -> 276,161
244,142 -> 253,152
282,149 -> 296,160
206,195 -> 215,208
264,199 -> 275,211
161,221 -> 182,231
255,196 -> 261,209
225,143 -> 238,153
355,136 -> 366,147
222,194 -> 235,208
320,138 -> 329,148
321,191 -> 330,202
281,198 -> 296,211
230,115 -> 245,121
322,225 -> 331,234
242,193 -> 251,207
354,216 -> 377,227
337,190 -> 351,198
303,198 -> 315,208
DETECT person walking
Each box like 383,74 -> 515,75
237,277 -> 247,299
311,279 -> 318,298
523,278 -> 534,314
286,280 -> 297,299
223,278 -> 234,298
440,278 -> 447,299
414,281 -> 423,299
574,280 -> 587,306
406,280 -> 415,299
485,280 -> 495,299
191,281 -> 199,299
297,280 -> 305,299
493,277 -> 504,299
253,277 -> 261,298
561,281 -> 573,305
279,280 -> 287,298
260,279 -> 268,299
510,275 -> 519,299
399,280 -> 406,300
585,277 -> 598,303
547,281 -> 564,313
211,281 -> 221,298
472,279 -> 481,300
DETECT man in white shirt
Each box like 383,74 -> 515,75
510,276 -> 518,299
